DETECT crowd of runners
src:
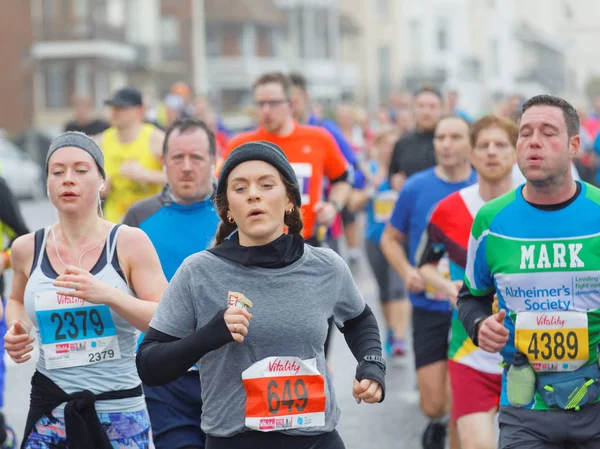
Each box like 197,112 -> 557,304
0,70 -> 598,449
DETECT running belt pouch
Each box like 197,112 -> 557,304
536,363 -> 600,410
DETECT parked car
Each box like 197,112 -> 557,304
0,137 -> 44,200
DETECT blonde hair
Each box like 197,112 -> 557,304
470,115 -> 518,148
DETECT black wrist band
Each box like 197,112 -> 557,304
357,355 -> 387,374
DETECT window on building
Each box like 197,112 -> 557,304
270,29 -> 283,58
314,10 -> 330,58
377,0 -> 390,20
490,39 -> 500,77
72,0 -> 91,37
461,57 -> 482,81
46,63 -> 67,109
160,16 -> 179,45
221,89 -> 248,112
161,15 -> 182,60
75,62 -> 91,95
409,19 -> 422,65
222,23 -> 242,57
106,0 -> 125,27
256,25 -> 274,57
206,23 -> 222,57
378,46 -> 391,99
296,7 -> 305,58
43,0 -> 55,17
92,0 -> 108,23
436,18 -> 449,52
74,0 -> 89,18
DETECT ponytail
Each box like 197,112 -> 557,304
214,219 -> 237,246
284,207 -> 304,236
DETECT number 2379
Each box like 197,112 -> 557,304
88,350 -> 115,363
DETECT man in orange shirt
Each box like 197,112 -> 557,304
224,72 -> 351,246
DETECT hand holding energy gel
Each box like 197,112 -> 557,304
228,291 -> 253,310
225,293 -> 253,343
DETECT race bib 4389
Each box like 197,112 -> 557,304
35,291 -> 121,370
515,311 -> 589,372
242,357 -> 326,432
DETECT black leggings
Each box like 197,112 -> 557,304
206,430 -> 345,449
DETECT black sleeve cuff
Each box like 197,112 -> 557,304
457,283 -> 494,346
137,308 -> 233,386
340,305 -> 386,402
355,362 -> 386,403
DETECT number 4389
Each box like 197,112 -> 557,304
527,331 -> 578,360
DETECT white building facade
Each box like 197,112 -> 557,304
392,0 -> 569,116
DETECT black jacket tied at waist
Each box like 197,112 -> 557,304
22,370 -> 143,449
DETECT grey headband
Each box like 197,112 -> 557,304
46,132 -> 106,179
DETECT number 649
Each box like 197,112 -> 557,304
267,379 -> 308,414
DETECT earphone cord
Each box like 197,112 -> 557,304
51,226 -> 101,269
47,182 -> 105,268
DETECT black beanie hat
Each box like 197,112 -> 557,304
216,141 -> 302,206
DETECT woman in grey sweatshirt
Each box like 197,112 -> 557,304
137,141 -> 386,449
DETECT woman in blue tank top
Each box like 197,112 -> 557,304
3,132 -> 167,449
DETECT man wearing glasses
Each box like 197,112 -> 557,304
223,72 -> 351,247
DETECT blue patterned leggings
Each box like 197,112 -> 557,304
24,409 -> 154,449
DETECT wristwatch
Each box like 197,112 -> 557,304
357,355 -> 387,374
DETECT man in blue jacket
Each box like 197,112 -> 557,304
124,118 -> 220,449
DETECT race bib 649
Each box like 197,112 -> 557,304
242,357 -> 326,432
